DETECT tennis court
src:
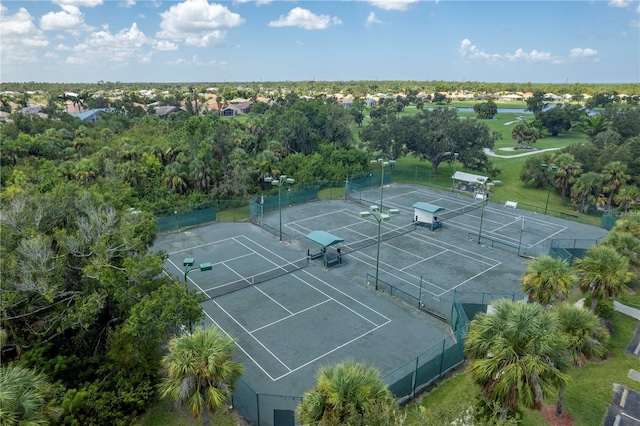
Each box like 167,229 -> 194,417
152,183 -> 608,424
154,222 -> 455,398
351,184 -> 579,256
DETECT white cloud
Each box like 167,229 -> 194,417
53,0 -> 104,7
120,0 -> 136,8
0,6 -> 49,66
568,47 -> 599,59
65,23 -> 156,65
268,7 -> 342,30
157,0 -> 244,46
460,39 -> 559,63
608,0 -> 630,7
234,0 -> 273,5
40,5 -> 93,34
459,38 -> 492,60
366,12 -> 383,27
154,40 -> 178,51
505,48 -> 553,62
367,0 -> 421,11
629,19 -> 640,27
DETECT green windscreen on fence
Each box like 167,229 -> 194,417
155,206 -> 216,233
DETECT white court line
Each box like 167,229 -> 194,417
254,286 -> 294,315
347,248 -> 445,294
270,322 -> 388,381
249,299 -> 331,333
233,235 -> 294,267
212,297 -> 292,372
201,309 -> 279,382
446,262 -> 503,293
401,250 -> 449,271
294,273 -> 388,326
168,235 -> 240,255
209,268 -> 390,382
300,270 -> 392,322
532,226 -> 567,246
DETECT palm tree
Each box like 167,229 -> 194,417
573,245 -> 634,313
602,161 -> 629,208
555,303 -> 609,367
600,231 -> 640,273
296,360 -> 403,426
464,299 -> 569,419
158,326 -> 244,426
570,114 -> 609,141
511,121 -> 539,149
611,213 -> 640,239
552,153 -> 581,205
0,365 -> 59,425
162,163 -> 189,194
521,256 -> 573,307
571,172 -> 605,213
614,185 -> 640,212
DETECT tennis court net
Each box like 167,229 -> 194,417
342,223 -> 415,254
439,201 -> 483,221
205,257 -> 309,299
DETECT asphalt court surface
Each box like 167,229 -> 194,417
201,271 -> 390,381
284,202 -> 503,298
153,183 -> 608,396
165,235 -> 308,297
153,221 -> 454,395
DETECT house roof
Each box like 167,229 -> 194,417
451,171 -> 489,184
154,105 -> 183,116
305,231 -> 344,248
412,202 -> 446,213
73,108 -> 115,121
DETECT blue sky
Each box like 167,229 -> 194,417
1,0 -> 639,84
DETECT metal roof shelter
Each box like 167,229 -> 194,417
412,202 -> 446,214
305,231 -> 344,248
305,231 -> 344,267
412,202 -> 445,230
451,171 -> 490,184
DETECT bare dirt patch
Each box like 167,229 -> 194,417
541,405 -> 574,426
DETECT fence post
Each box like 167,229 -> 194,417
412,357 -> 419,398
256,393 -> 260,426
439,339 -> 446,377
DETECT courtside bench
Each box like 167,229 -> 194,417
504,201 -> 518,209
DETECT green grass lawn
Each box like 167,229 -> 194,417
405,309 -> 640,426
135,398 -> 236,426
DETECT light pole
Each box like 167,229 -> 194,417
265,175 -> 295,241
541,163 -> 558,215
365,157 -> 398,291
371,158 -> 389,212
183,257 -> 212,282
444,151 -> 459,188
477,177 -> 488,245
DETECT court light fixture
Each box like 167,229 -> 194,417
269,175 -> 296,241
183,258 -> 212,282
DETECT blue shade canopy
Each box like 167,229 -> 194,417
412,202 -> 446,213
305,231 -> 344,248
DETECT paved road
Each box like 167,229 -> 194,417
484,147 -> 561,158
575,299 -> 640,321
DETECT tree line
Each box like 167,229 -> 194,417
1,87 -> 639,424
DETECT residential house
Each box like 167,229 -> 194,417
221,101 -> 253,116
154,105 -> 184,117
73,108 -> 115,124
340,95 -> 354,108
